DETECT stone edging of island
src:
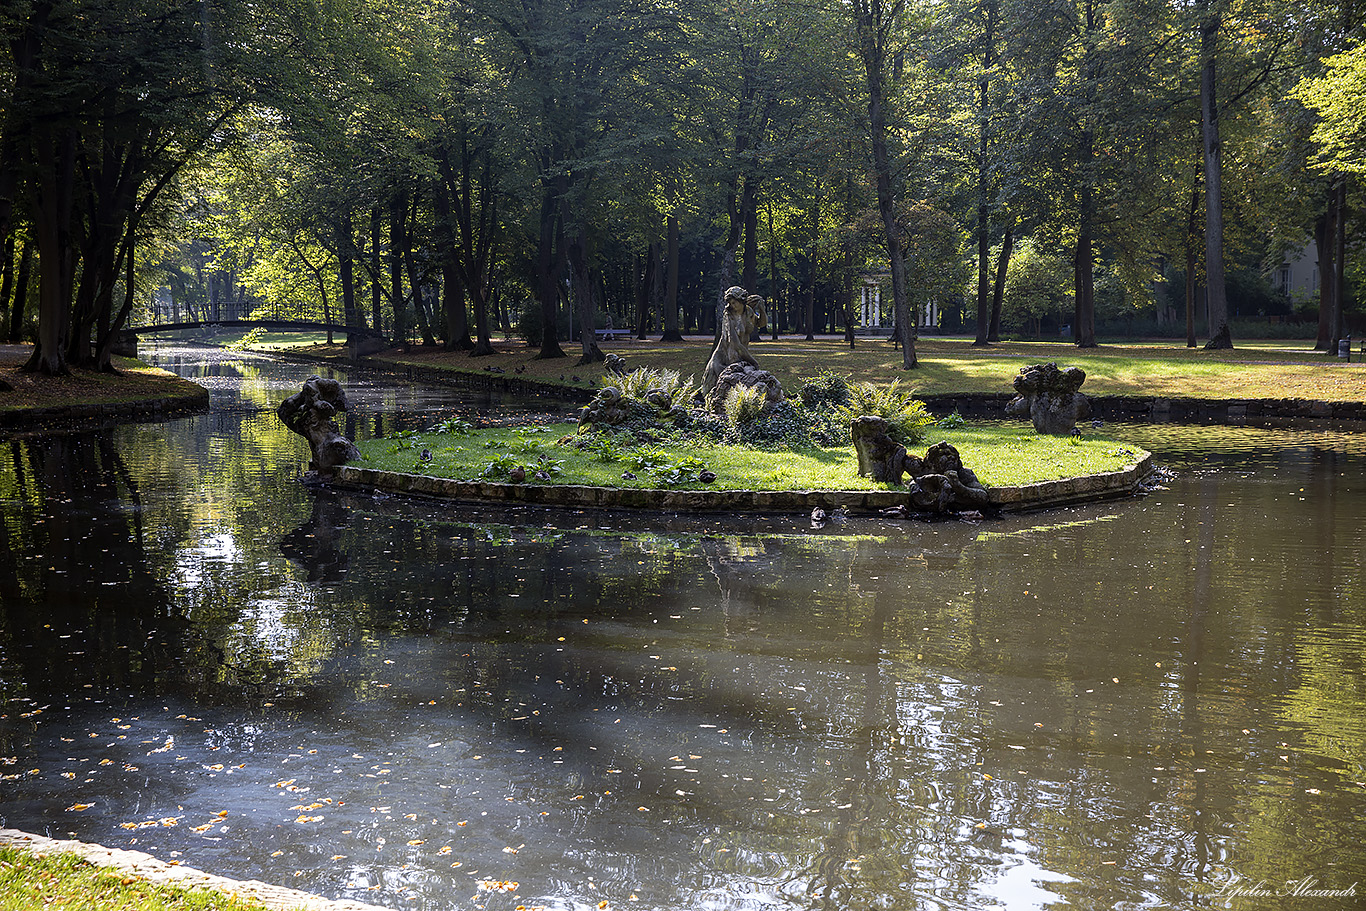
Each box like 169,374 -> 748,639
0,828 -> 388,911
334,452 -> 1152,515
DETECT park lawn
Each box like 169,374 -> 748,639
333,336 -> 1366,403
0,352 -> 207,414
0,845 -> 280,911
354,420 -> 1144,490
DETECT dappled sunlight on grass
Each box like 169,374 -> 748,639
354,419 -> 1140,491
321,336 -> 1366,404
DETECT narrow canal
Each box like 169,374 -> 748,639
2,346 -> 1364,911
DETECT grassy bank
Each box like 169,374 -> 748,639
0,845 -> 277,911
0,348 -> 208,416
354,420 -> 1143,490
318,336 -> 1366,403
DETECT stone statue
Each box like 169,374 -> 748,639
277,375 -> 361,473
851,416 -> 989,513
703,286 -> 768,393
1005,362 -> 1092,435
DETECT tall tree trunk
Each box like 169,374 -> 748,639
337,214 -> 363,344
441,258 -> 472,350
661,211 -> 683,341
0,233 -> 14,330
973,0 -> 998,346
26,126 -> 76,375
854,0 -> 915,367
370,206 -> 383,337
742,177 -> 759,292
804,196 -> 819,341
566,217 -> 603,364
1331,176 -> 1347,350
95,218 -> 137,371
768,199 -> 781,340
988,223 -> 1012,343
1074,186 -> 1096,348
1315,200 -> 1335,352
1185,176 -> 1201,348
1200,10 -> 1232,349
635,243 -> 656,340
390,194 -> 408,346
534,179 -> 567,360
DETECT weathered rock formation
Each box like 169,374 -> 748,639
851,416 -> 990,513
578,386 -> 635,428
1005,362 -> 1091,434
277,375 -> 361,473
709,362 -> 784,415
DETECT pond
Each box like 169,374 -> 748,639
2,346 -> 1364,911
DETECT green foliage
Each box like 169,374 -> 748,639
798,371 -> 851,409
609,367 -> 699,413
426,418 -> 474,436
224,326 -> 267,350
833,379 -> 938,446
1002,240 -> 1072,333
938,411 -> 967,430
722,385 -> 770,425
1294,43 -> 1366,177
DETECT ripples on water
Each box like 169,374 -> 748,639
1,347 -> 1364,911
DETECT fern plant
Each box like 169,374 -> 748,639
834,379 -> 937,445
608,367 -> 698,412
723,384 -> 769,425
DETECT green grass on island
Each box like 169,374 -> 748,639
0,845 -> 281,911
354,420 -> 1144,491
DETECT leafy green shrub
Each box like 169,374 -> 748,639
833,379 -> 937,445
798,371 -> 851,409
427,418 -> 474,435
731,399 -> 811,447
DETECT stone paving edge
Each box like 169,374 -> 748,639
0,828 -> 391,911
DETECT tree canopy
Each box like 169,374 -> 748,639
1,0 -> 1361,370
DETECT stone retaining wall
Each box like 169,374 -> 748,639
336,453 -> 1152,515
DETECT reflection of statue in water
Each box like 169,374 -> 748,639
703,286 -> 768,393
277,375 -> 361,473
280,493 -> 351,583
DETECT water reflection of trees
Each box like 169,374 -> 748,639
0,433 -> 194,701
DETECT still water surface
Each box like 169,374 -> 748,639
2,347 -> 1364,910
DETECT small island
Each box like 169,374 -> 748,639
313,302 -> 1152,515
